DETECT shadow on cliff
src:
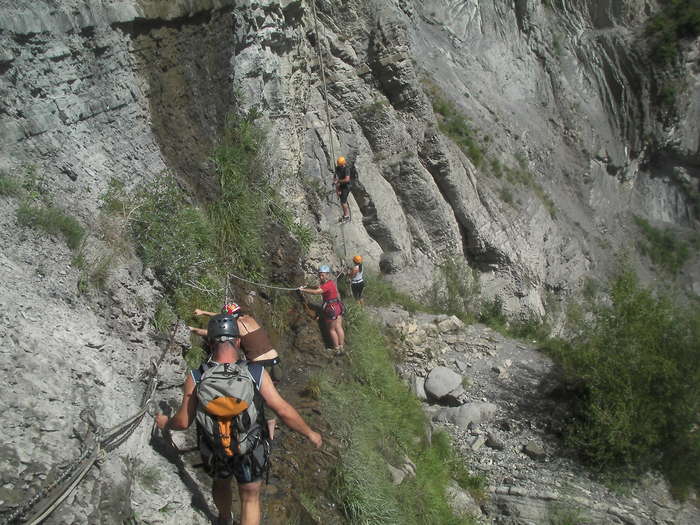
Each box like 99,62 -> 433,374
149,421 -> 217,523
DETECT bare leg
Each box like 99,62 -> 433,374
238,481 -> 263,525
335,317 -> 345,347
327,320 -> 339,348
212,478 -> 233,524
266,418 -> 276,440
342,203 -> 350,218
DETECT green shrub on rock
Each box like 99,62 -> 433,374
16,203 -> 85,251
547,269 -> 700,494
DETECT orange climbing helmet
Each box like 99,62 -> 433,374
353,255 -> 362,264
337,156 -> 346,167
221,302 -> 242,316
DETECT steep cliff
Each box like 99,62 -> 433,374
1,0 -> 698,523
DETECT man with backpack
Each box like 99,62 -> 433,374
155,314 -> 322,525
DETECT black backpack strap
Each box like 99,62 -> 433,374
247,363 -> 265,389
191,360 -> 215,385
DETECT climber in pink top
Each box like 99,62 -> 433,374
299,265 -> 346,353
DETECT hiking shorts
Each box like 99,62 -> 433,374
351,281 -> 365,300
255,356 -> 283,383
323,300 -> 345,321
202,439 -> 270,484
338,185 -> 350,204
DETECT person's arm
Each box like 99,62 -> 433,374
155,375 -> 198,431
189,326 -> 208,337
259,370 -> 322,448
298,286 -> 323,295
193,309 -> 217,317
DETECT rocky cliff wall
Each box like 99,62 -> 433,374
2,0 -> 698,317
0,2 -> 239,523
228,0 -> 699,317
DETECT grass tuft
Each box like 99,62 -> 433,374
323,309 -> 481,524
16,203 -> 85,251
633,215 -> 690,274
0,174 -> 24,197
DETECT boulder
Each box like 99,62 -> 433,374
522,441 -> 546,460
436,315 -> 465,333
424,366 -> 463,401
486,433 -> 506,451
387,463 -> 406,485
433,402 -> 497,429
445,480 -> 482,518
441,386 -> 468,407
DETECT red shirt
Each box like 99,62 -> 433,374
320,279 -> 339,302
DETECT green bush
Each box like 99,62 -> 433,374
130,175 -> 217,293
633,215 -> 690,274
423,81 -> 485,167
153,299 -> 177,335
479,296 -> 507,328
324,309 -> 479,524
509,315 -> 551,342
428,256 -> 480,321
184,345 -> 207,371
646,0 -> 700,67
16,203 -> 85,251
209,113 -> 268,280
126,112 -> 305,360
547,269 -> 700,494
501,161 -> 556,218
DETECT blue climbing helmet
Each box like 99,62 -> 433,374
319,265 -> 331,274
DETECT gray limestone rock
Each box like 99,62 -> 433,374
523,441 -> 546,461
424,366 -> 463,401
410,374 -> 428,401
445,480 -> 483,519
434,402 -> 498,429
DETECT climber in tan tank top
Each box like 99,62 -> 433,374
189,303 -> 282,382
189,302 -> 282,440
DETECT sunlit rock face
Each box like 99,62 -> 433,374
0,1 -> 698,522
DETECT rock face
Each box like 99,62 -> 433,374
3,0 -> 697,320
1,0 -> 699,524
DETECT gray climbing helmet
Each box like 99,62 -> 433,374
207,314 -> 240,342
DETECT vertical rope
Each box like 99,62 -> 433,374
310,0 -> 336,172
310,0 -> 348,259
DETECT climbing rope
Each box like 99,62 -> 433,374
228,269 -> 345,292
229,272 -> 301,291
310,0 -> 336,172
309,0 -> 349,258
2,326 -> 176,525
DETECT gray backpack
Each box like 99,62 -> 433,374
194,361 -> 263,459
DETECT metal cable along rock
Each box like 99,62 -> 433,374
1,327 -> 177,525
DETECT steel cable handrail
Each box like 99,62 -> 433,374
2,328 -> 175,525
